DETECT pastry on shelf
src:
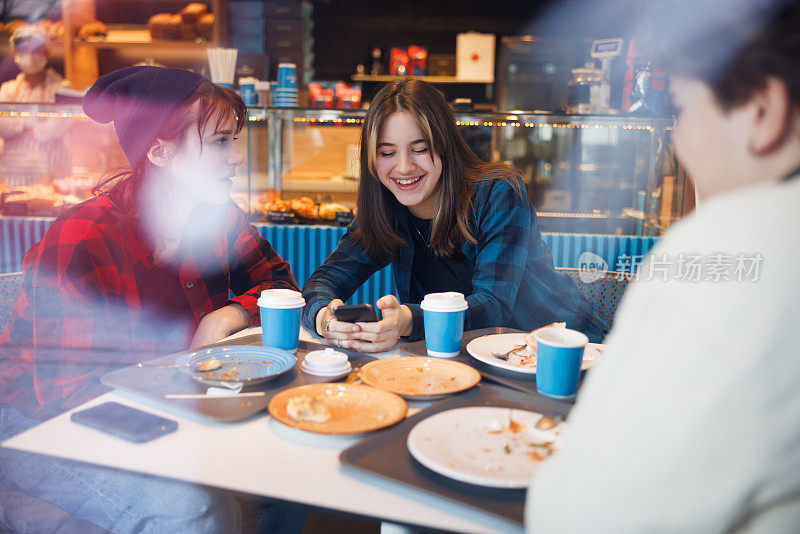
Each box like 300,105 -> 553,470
1,184 -> 61,216
47,21 -> 65,40
77,20 -> 108,40
179,2 -> 208,23
35,19 -> 63,40
290,197 -> 319,220
318,202 -> 351,220
264,199 -> 292,213
195,13 -> 215,41
264,198 -> 297,224
3,20 -> 26,35
148,13 -> 181,40
178,21 -> 195,40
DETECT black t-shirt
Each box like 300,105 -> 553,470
407,214 -> 474,303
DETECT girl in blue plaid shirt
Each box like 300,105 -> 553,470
302,78 -> 605,352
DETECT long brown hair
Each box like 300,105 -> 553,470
354,78 -> 522,263
92,81 -> 247,214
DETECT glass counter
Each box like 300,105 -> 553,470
0,103 -> 672,281
245,107 -> 683,236
0,103 -> 682,237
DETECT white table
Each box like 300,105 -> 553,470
1,327 -> 525,534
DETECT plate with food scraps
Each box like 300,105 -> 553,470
406,406 -> 564,488
268,383 -> 407,434
465,333 -> 603,375
359,357 -> 480,400
175,346 -> 296,386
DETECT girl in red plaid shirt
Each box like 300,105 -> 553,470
0,67 -> 304,532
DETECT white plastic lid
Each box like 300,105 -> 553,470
301,348 -> 351,376
304,348 -> 348,371
420,292 -> 468,312
278,62 -> 297,69
533,327 -> 588,348
257,289 -> 305,309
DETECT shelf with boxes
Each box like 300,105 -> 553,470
351,74 -> 492,84
227,0 -> 314,86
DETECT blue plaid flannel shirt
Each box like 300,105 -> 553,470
301,177 -> 607,342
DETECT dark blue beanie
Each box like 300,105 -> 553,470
83,66 -> 206,167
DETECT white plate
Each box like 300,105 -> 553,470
465,333 -> 603,375
406,407 -> 563,488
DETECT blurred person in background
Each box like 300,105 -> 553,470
526,0 -> 800,531
302,78 -> 605,353
0,24 -> 65,102
0,66 -> 303,532
0,24 -> 69,186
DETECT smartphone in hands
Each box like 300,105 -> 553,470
71,402 -> 178,443
332,303 -> 379,323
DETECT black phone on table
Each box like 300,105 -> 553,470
332,303 -> 379,323
71,402 -> 178,443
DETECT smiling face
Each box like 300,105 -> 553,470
374,110 -> 443,218
168,111 -> 243,205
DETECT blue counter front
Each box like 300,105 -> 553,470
1,218 -> 657,303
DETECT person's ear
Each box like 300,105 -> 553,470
748,77 -> 793,155
146,138 -> 176,167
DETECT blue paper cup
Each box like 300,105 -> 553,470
239,80 -> 256,106
257,289 -> 305,352
277,62 -> 297,90
421,292 -> 468,358
534,327 -> 589,399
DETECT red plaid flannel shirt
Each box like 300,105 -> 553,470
0,195 -> 298,419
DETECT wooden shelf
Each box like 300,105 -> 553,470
351,74 -> 492,84
76,27 -> 217,49
61,0 -> 223,88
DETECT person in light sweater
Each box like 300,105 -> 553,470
526,0 -> 800,532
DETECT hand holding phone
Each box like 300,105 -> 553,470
332,303 -> 379,323
71,402 -> 178,443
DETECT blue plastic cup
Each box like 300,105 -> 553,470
534,327 -> 589,399
421,292 -> 468,358
257,289 -> 305,352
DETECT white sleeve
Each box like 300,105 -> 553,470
525,196 -> 800,533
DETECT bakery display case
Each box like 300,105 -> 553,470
0,103 -> 682,237
0,104 -> 682,237
0,102 -> 669,287
243,107 -> 683,236
0,103 -> 127,216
